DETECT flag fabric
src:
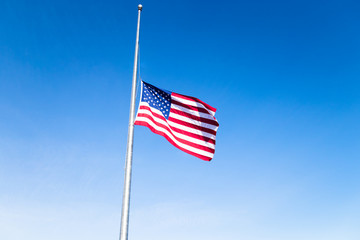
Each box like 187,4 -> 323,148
134,81 -> 219,161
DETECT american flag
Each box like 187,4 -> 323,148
134,81 -> 219,161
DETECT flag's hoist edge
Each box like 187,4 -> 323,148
134,81 -> 219,161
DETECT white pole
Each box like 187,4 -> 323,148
120,4 -> 142,240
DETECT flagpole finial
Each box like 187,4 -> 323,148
138,4 -> 143,11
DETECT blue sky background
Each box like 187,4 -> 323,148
1,0 -> 359,239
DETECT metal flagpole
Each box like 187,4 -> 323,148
120,4 -> 142,240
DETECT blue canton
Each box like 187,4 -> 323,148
141,82 -> 172,119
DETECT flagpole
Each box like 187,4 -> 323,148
120,4 -> 142,240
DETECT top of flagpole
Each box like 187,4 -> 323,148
138,4 -> 142,11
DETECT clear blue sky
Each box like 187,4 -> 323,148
1,0 -> 359,239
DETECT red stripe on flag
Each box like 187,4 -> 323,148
172,99 -> 211,115
168,116 -> 217,135
172,92 -> 217,113
170,108 -> 219,127
168,124 -> 216,144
